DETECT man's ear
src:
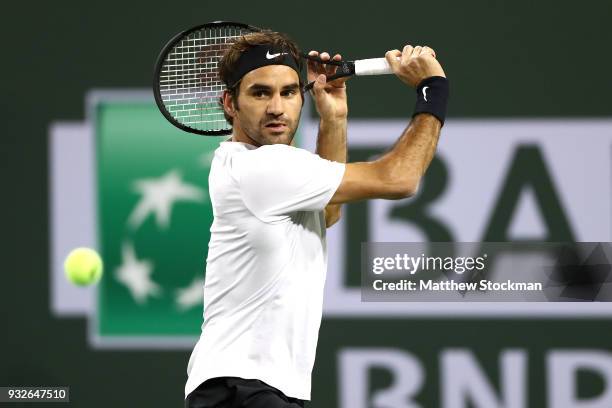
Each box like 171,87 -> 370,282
222,90 -> 236,118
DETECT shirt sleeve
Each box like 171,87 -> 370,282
233,144 -> 346,219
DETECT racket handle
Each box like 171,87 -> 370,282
354,58 -> 394,76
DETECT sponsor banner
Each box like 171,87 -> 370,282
94,97 -> 215,341
313,319 -> 612,408
49,91 -> 612,348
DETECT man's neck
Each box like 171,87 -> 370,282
231,125 -> 261,147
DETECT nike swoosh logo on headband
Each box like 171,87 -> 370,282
266,51 -> 288,59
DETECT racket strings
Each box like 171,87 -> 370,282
159,25 -> 250,131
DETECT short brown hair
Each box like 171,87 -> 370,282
218,31 -> 304,125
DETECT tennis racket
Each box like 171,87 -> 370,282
153,21 -> 397,136
153,21 -> 261,136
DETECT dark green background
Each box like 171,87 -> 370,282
3,1 -> 612,406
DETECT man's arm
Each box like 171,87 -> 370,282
317,117 -> 346,227
330,113 -> 439,203
329,44 -> 448,205
308,51 -> 349,227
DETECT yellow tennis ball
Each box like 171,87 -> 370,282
64,247 -> 103,286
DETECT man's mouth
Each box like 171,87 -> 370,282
264,122 -> 287,130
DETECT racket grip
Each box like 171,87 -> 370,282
354,58 -> 394,76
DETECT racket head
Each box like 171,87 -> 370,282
153,21 -> 260,136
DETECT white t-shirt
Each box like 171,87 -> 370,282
185,141 -> 346,401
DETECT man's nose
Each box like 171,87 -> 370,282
266,93 -> 283,116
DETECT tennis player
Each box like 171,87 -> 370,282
185,30 -> 448,407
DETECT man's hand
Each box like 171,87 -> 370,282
307,50 -> 349,120
385,45 -> 446,88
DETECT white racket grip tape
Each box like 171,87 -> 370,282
354,58 -> 394,76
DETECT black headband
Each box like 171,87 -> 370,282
225,44 -> 301,89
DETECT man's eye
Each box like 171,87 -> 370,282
282,90 -> 297,96
253,91 -> 268,97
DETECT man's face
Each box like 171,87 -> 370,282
228,65 -> 302,146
